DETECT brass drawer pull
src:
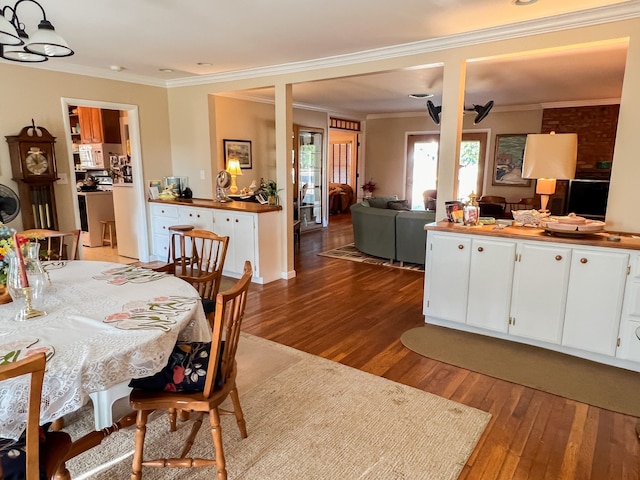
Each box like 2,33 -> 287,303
580,258 -> 588,264
555,255 -> 562,261
477,247 -> 484,252
458,244 -> 464,250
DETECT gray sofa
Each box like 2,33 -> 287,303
350,198 -> 436,265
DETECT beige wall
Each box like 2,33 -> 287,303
0,63 -> 171,232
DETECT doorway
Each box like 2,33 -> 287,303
328,130 -> 358,215
61,98 -> 149,262
406,131 -> 488,208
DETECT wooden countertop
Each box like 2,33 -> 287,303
425,220 -> 640,251
149,198 -> 282,214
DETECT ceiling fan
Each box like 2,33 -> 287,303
426,99 -> 494,125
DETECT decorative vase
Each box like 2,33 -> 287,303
6,243 -> 47,320
268,195 -> 277,206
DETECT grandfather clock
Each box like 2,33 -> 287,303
5,120 -> 59,230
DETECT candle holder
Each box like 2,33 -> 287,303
18,286 -> 45,320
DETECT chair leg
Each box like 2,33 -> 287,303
131,410 -> 149,480
229,387 -> 247,438
168,407 -> 177,432
208,408 -> 227,480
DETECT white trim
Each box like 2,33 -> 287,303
60,98 -> 150,262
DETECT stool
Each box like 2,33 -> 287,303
100,220 -> 117,248
168,224 -> 194,264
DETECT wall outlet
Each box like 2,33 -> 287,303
56,173 -> 68,185
199,170 -> 205,180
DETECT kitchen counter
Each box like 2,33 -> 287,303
149,197 -> 282,214
425,221 -> 640,251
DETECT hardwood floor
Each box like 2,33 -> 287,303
241,212 -> 640,480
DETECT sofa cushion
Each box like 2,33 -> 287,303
368,196 -> 398,209
387,200 -> 410,211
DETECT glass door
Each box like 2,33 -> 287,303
294,125 -> 324,232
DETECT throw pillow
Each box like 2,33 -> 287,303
129,341 -> 224,392
368,196 -> 398,209
387,200 -> 411,211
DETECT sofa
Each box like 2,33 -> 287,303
350,197 -> 436,265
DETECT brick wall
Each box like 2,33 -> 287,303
540,104 -> 619,180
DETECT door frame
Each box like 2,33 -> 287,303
60,98 -> 150,261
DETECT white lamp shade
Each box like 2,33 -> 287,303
522,132 -> 578,180
1,44 -> 47,62
25,23 -> 73,57
0,13 -> 21,45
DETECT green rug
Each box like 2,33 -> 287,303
318,243 -> 424,271
401,324 -> 640,417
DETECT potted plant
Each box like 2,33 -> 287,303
361,179 -> 377,199
264,180 -> 281,205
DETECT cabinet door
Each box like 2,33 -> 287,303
423,233 -> 471,324
466,238 -> 516,332
562,249 -> 628,356
78,106 -> 103,144
213,211 -> 256,275
178,207 -> 212,230
510,243 -> 571,344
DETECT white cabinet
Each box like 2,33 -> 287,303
424,233 -> 471,324
510,243 -> 571,344
213,210 -> 256,277
424,228 -> 636,371
562,249 -> 628,356
149,201 -> 283,284
149,203 -> 178,259
467,238 -> 516,333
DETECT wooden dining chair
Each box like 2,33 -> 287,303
0,353 -> 72,480
155,229 -> 229,325
20,229 -> 81,261
129,261 -> 253,480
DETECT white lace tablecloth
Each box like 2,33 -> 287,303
0,261 -> 210,439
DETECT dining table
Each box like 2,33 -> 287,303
0,260 -> 211,444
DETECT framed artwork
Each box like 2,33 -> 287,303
223,139 -> 252,169
492,134 -> 531,186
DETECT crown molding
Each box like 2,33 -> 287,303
166,2 -> 640,88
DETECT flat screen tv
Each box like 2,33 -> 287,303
566,179 -> 610,219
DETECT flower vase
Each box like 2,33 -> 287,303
6,243 -> 47,320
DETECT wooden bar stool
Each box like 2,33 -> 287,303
100,220 -> 117,248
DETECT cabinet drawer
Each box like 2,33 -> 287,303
178,207 -> 212,230
152,233 -> 170,258
150,204 -> 179,218
617,320 -> 640,362
151,216 -> 179,236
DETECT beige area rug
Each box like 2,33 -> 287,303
65,334 -> 490,479
402,324 -> 640,417
318,243 -> 425,271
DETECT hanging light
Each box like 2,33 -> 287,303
0,0 -> 73,63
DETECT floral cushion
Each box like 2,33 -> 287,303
128,341 -> 223,392
0,425 -> 49,480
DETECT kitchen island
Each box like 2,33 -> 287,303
149,198 -> 282,284
423,221 -> 640,371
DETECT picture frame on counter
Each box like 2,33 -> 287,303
255,192 -> 268,204
148,186 -> 160,200
223,139 -> 252,169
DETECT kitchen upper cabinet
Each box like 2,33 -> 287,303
509,243 -> 571,344
467,238 -> 516,333
77,107 -> 121,144
562,249 -> 628,355
423,233 -> 471,324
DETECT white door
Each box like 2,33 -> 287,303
563,249 -> 628,355
467,238 -> 516,332
424,233 -> 471,324
510,243 -> 571,343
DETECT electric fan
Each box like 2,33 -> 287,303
0,184 -> 20,224
216,170 -> 232,203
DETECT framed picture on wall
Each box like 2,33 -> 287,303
492,134 -> 531,186
223,139 -> 252,169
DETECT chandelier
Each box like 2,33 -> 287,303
0,0 -> 73,63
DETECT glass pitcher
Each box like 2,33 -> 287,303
6,242 -> 47,320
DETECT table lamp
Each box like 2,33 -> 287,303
226,159 -> 243,194
522,131 -> 578,212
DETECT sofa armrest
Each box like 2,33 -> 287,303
395,211 -> 436,265
350,203 -> 397,261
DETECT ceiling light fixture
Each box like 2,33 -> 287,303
513,0 -> 538,5
197,62 -> 212,67
0,0 -> 73,63
158,68 -> 174,73
408,93 -> 433,99
109,65 -> 124,72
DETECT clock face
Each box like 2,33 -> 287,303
25,147 -> 49,175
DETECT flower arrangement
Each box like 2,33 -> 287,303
0,223 -> 26,286
362,179 -> 377,194
264,180 -> 280,197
